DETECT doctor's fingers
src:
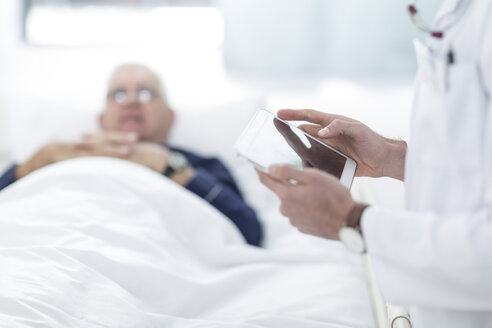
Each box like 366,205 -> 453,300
299,124 -> 342,149
277,109 -> 346,126
268,165 -> 319,184
256,169 -> 293,198
318,119 -> 362,139
298,123 -> 322,137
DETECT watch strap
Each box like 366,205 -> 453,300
163,151 -> 188,178
163,165 -> 176,178
345,203 -> 369,235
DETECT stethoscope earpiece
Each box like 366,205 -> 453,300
407,0 -> 469,39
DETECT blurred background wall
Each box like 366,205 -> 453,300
219,0 -> 441,77
0,0 -> 443,85
0,0 -> 442,164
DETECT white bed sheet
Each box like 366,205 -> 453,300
0,158 -> 373,327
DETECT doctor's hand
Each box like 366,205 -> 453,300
257,165 -> 356,240
278,109 -> 407,181
273,118 -> 346,177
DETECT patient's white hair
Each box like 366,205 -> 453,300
107,63 -> 170,106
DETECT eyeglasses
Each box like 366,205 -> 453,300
108,88 -> 157,105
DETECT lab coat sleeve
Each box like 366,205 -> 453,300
362,207 -> 492,309
361,17 -> 492,310
481,6 -> 492,99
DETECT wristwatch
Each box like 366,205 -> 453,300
338,204 -> 369,254
163,151 -> 189,178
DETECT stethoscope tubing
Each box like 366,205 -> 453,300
408,0 -> 471,38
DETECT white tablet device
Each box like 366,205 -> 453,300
234,109 -> 357,189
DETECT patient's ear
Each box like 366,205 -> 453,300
168,108 -> 175,126
98,112 -> 106,129
163,108 -> 175,141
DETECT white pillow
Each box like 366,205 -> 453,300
168,96 -> 263,166
3,92 -> 262,161
4,96 -> 101,163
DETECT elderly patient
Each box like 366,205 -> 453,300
0,63 -> 263,246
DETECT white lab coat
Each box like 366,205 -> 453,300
361,0 -> 492,326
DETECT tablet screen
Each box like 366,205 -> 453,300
234,109 -> 348,179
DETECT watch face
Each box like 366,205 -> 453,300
339,227 -> 365,254
169,152 -> 188,170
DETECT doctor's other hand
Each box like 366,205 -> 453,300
257,165 -> 357,240
278,109 -> 407,181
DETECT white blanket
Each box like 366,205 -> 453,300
0,158 -> 373,327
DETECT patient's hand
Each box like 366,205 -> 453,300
80,131 -> 138,153
83,133 -> 195,185
16,132 -> 194,186
77,133 -> 176,176
125,143 -> 195,186
125,142 -> 170,173
15,138 -> 134,179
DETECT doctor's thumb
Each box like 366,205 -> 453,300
318,127 -> 331,138
319,120 -> 349,138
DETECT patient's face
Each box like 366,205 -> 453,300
100,66 -> 173,142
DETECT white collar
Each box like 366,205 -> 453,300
433,0 -> 470,30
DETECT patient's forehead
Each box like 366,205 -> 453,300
108,67 -> 160,91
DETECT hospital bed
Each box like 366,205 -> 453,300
0,83 -> 413,327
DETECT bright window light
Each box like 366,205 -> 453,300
25,5 -> 224,48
